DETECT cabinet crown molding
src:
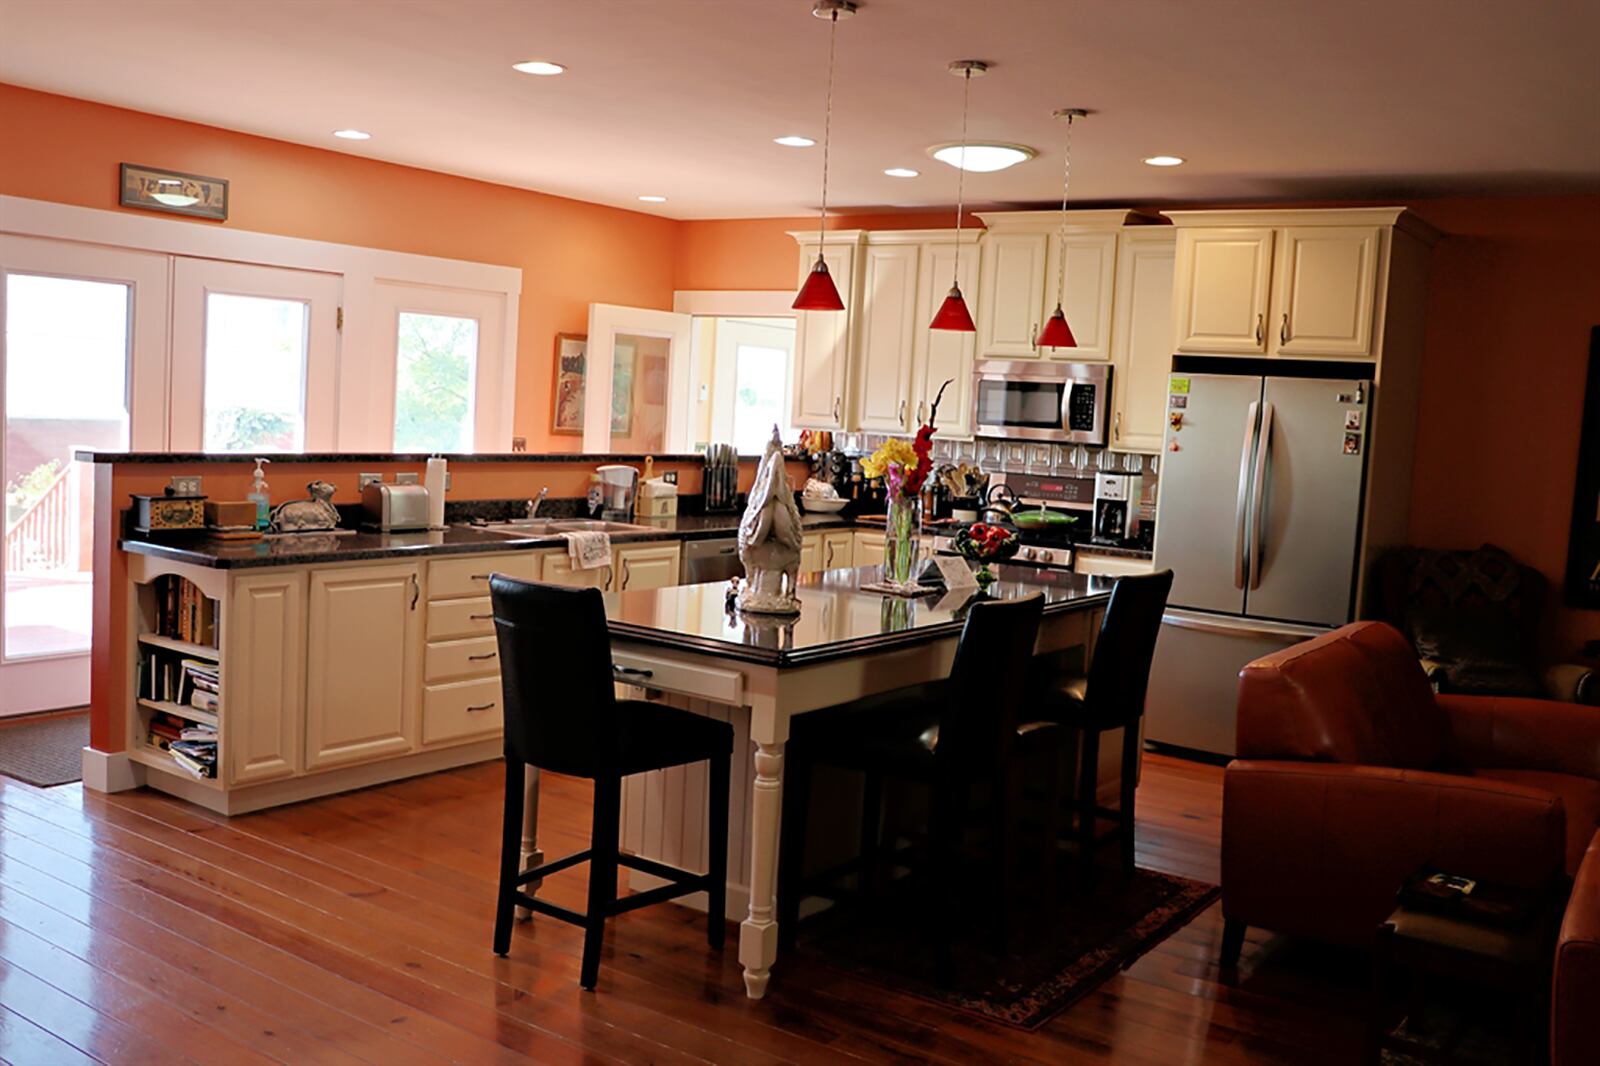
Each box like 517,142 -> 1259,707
1161,207 -> 1440,245
786,229 -> 867,247
975,208 -> 1160,231
860,228 -> 981,246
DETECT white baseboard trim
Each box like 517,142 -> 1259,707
81,747 -> 143,792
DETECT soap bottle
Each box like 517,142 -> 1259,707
247,458 -> 271,531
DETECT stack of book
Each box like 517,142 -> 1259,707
153,575 -> 217,646
169,732 -> 217,779
181,659 -> 220,714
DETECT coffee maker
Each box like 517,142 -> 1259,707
1092,472 -> 1143,544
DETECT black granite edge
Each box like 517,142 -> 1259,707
1073,543 -> 1156,560
76,450 -> 781,465
605,589 -> 1114,668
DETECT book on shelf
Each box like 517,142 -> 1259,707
169,748 -> 214,779
137,650 -> 222,716
179,724 -> 217,742
153,575 -> 218,648
169,736 -> 217,779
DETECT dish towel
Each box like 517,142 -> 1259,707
564,530 -> 612,570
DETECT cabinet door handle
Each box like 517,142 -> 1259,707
466,702 -> 496,713
916,400 -> 926,425
1280,313 -> 1289,346
621,561 -> 631,590
898,399 -> 907,427
612,665 -> 654,681
832,396 -> 841,423
1255,313 -> 1264,345
409,573 -> 419,610
471,573 -> 491,581
468,651 -> 498,662
469,612 -> 493,621
825,542 -> 834,567
1114,411 -> 1122,441
1031,324 -> 1039,351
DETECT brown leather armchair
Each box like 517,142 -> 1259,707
1554,831 -> 1600,1066
1369,543 -> 1597,704
1220,621 -> 1600,966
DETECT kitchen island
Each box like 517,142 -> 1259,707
582,564 -> 1113,998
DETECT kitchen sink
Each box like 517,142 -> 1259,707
466,518 -> 653,538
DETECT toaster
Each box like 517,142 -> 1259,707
362,482 -> 431,532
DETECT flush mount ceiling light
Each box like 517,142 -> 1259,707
928,59 -> 987,332
512,60 -> 565,76
884,167 -> 919,178
1143,155 -> 1185,166
638,195 -> 668,203
1036,108 -> 1088,351
928,142 -> 1035,173
149,178 -> 200,207
775,135 -> 817,147
792,0 -> 857,313
332,129 -> 371,140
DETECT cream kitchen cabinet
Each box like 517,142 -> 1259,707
303,562 -> 421,772
852,242 -> 921,433
819,529 -> 854,571
223,571 -> 305,785
853,529 -> 886,567
1168,210 -> 1414,360
799,532 -> 823,575
913,237 -> 979,437
540,550 -> 611,589
613,542 -> 682,592
974,228 -> 1050,358
1042,229 -> 1118,362
1108,228 -> 1177,453
1073,551 -> 1156,578
790,232 -> 863,430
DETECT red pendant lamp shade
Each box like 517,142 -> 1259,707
930,284 -> 976,332
1036,304 -> 1077,348
793,255 -> 845,311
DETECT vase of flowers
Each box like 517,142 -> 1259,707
953,521 -> 1020,587
861,380 -> 952,592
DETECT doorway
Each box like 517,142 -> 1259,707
690,316 -> 797,453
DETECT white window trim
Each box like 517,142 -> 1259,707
0,195 -> 522,450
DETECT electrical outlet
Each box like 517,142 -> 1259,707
170,475 -> 202,497
662,471 -> 678,485
396,472 -> 420,485
358,473 -> 383,491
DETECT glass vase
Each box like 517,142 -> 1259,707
883,495 -> 921,590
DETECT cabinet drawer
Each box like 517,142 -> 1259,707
422,677 -> 503,746
611,648 -> 742,704
428,553 -> 543,601
427,596 -> 495,641
425,634 -> 500,683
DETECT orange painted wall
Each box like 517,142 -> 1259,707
0,83 -> 679,452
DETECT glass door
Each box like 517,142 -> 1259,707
582,304 -> 693,454
170,259 -> 341,452
0,236 -> 168,714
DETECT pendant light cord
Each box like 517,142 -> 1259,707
816,9 -> 839,250
1054,112 -> 1074,303
951,68 -> 972,287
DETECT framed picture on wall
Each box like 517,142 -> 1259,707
119,163 -> 229,220
1564,326 -> 1600,608
549,332 -> 587,436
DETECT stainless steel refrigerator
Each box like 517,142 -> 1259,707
1146,361 -> 1373,756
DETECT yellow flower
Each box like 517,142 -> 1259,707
861,437 -> 918,479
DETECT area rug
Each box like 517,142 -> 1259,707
796,867 -> 1220,1030
0,713 -> 88,786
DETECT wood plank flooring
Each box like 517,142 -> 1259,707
0,753 -> 1372,1064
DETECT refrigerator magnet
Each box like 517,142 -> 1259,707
1169,376 -> 1191,394
1169,394 -> 1188,409
1343,432 -> 1362,455
1344,410 -> 1362,430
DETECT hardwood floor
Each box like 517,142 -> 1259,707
0,753 -> 1371,1064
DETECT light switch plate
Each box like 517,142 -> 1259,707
663,471 -> 678,485
170,475 -> 202,496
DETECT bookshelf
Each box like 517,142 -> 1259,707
132,571 -> 223,784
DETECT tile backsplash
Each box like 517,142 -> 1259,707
831,432 -> 1159,480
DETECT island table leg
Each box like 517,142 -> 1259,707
516,766 -> 545,920
740,739 -> 785,998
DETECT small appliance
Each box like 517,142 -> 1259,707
930,472 -> 1090,572
594,464 -> 640,519
361,481 -> 430,532
972,359 -> 1111,444
1092,472 -> 1144,544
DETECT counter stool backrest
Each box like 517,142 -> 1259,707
937,593 -> 1045,769
491,575 -> 619,777
1083,570 -> 1174,722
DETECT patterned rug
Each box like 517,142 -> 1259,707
796,865 -> 1220,1030
0,713 -> 88,787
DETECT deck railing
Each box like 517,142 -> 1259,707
4,464 -> 77,572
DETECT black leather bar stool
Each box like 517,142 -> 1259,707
488,576 -> 733,991
778,593 -> 1059,957
1032,569 -> 1172,874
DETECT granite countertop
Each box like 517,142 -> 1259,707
1073,541 -> 1156,560
119,513 -> 858,569
75,450 -> 774,464
603,564 -> 1113,667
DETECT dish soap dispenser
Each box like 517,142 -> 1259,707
247,458 -> 272,531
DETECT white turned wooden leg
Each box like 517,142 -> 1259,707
740,740 -> 784,998
516,767 -> 545,921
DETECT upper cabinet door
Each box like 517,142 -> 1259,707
914,241 -> 978,438
1042,230 -> 1118,362
853,243 -> 921,433
976,231 -> 1049,358
1108,230 -> 1176,453
1173,228 -> 1275,354
1270,225 -> 1382,359
791,241 -> 857,429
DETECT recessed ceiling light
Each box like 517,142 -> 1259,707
638,195 -> 668,203
512,60 -> 566,76
1143,155 -> 1186,167
333,129 -> 371,140
884,167 -> 919,178
928,142 -> 1035,172
774,135 -> 816,147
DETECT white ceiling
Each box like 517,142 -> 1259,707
3,0 -> 1597,220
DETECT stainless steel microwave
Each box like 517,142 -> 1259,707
972,359 -> 1112,444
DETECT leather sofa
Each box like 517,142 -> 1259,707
1220,621 -> 1600,965
1554,831 -> 1599,1066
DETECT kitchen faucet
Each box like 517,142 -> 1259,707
528,487 -> 549,518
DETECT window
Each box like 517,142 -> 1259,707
202,292 -> 309,452
731,343 -> 790,455
393,311 -> 478,452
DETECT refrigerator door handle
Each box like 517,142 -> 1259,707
1233,400 -> 1260,590
1247,401 -> 1275,591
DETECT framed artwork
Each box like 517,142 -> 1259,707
611,342 -> 636,435
1564,326 -> 1600,608
119,163 -> 229,220
549,332 -> 587,436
